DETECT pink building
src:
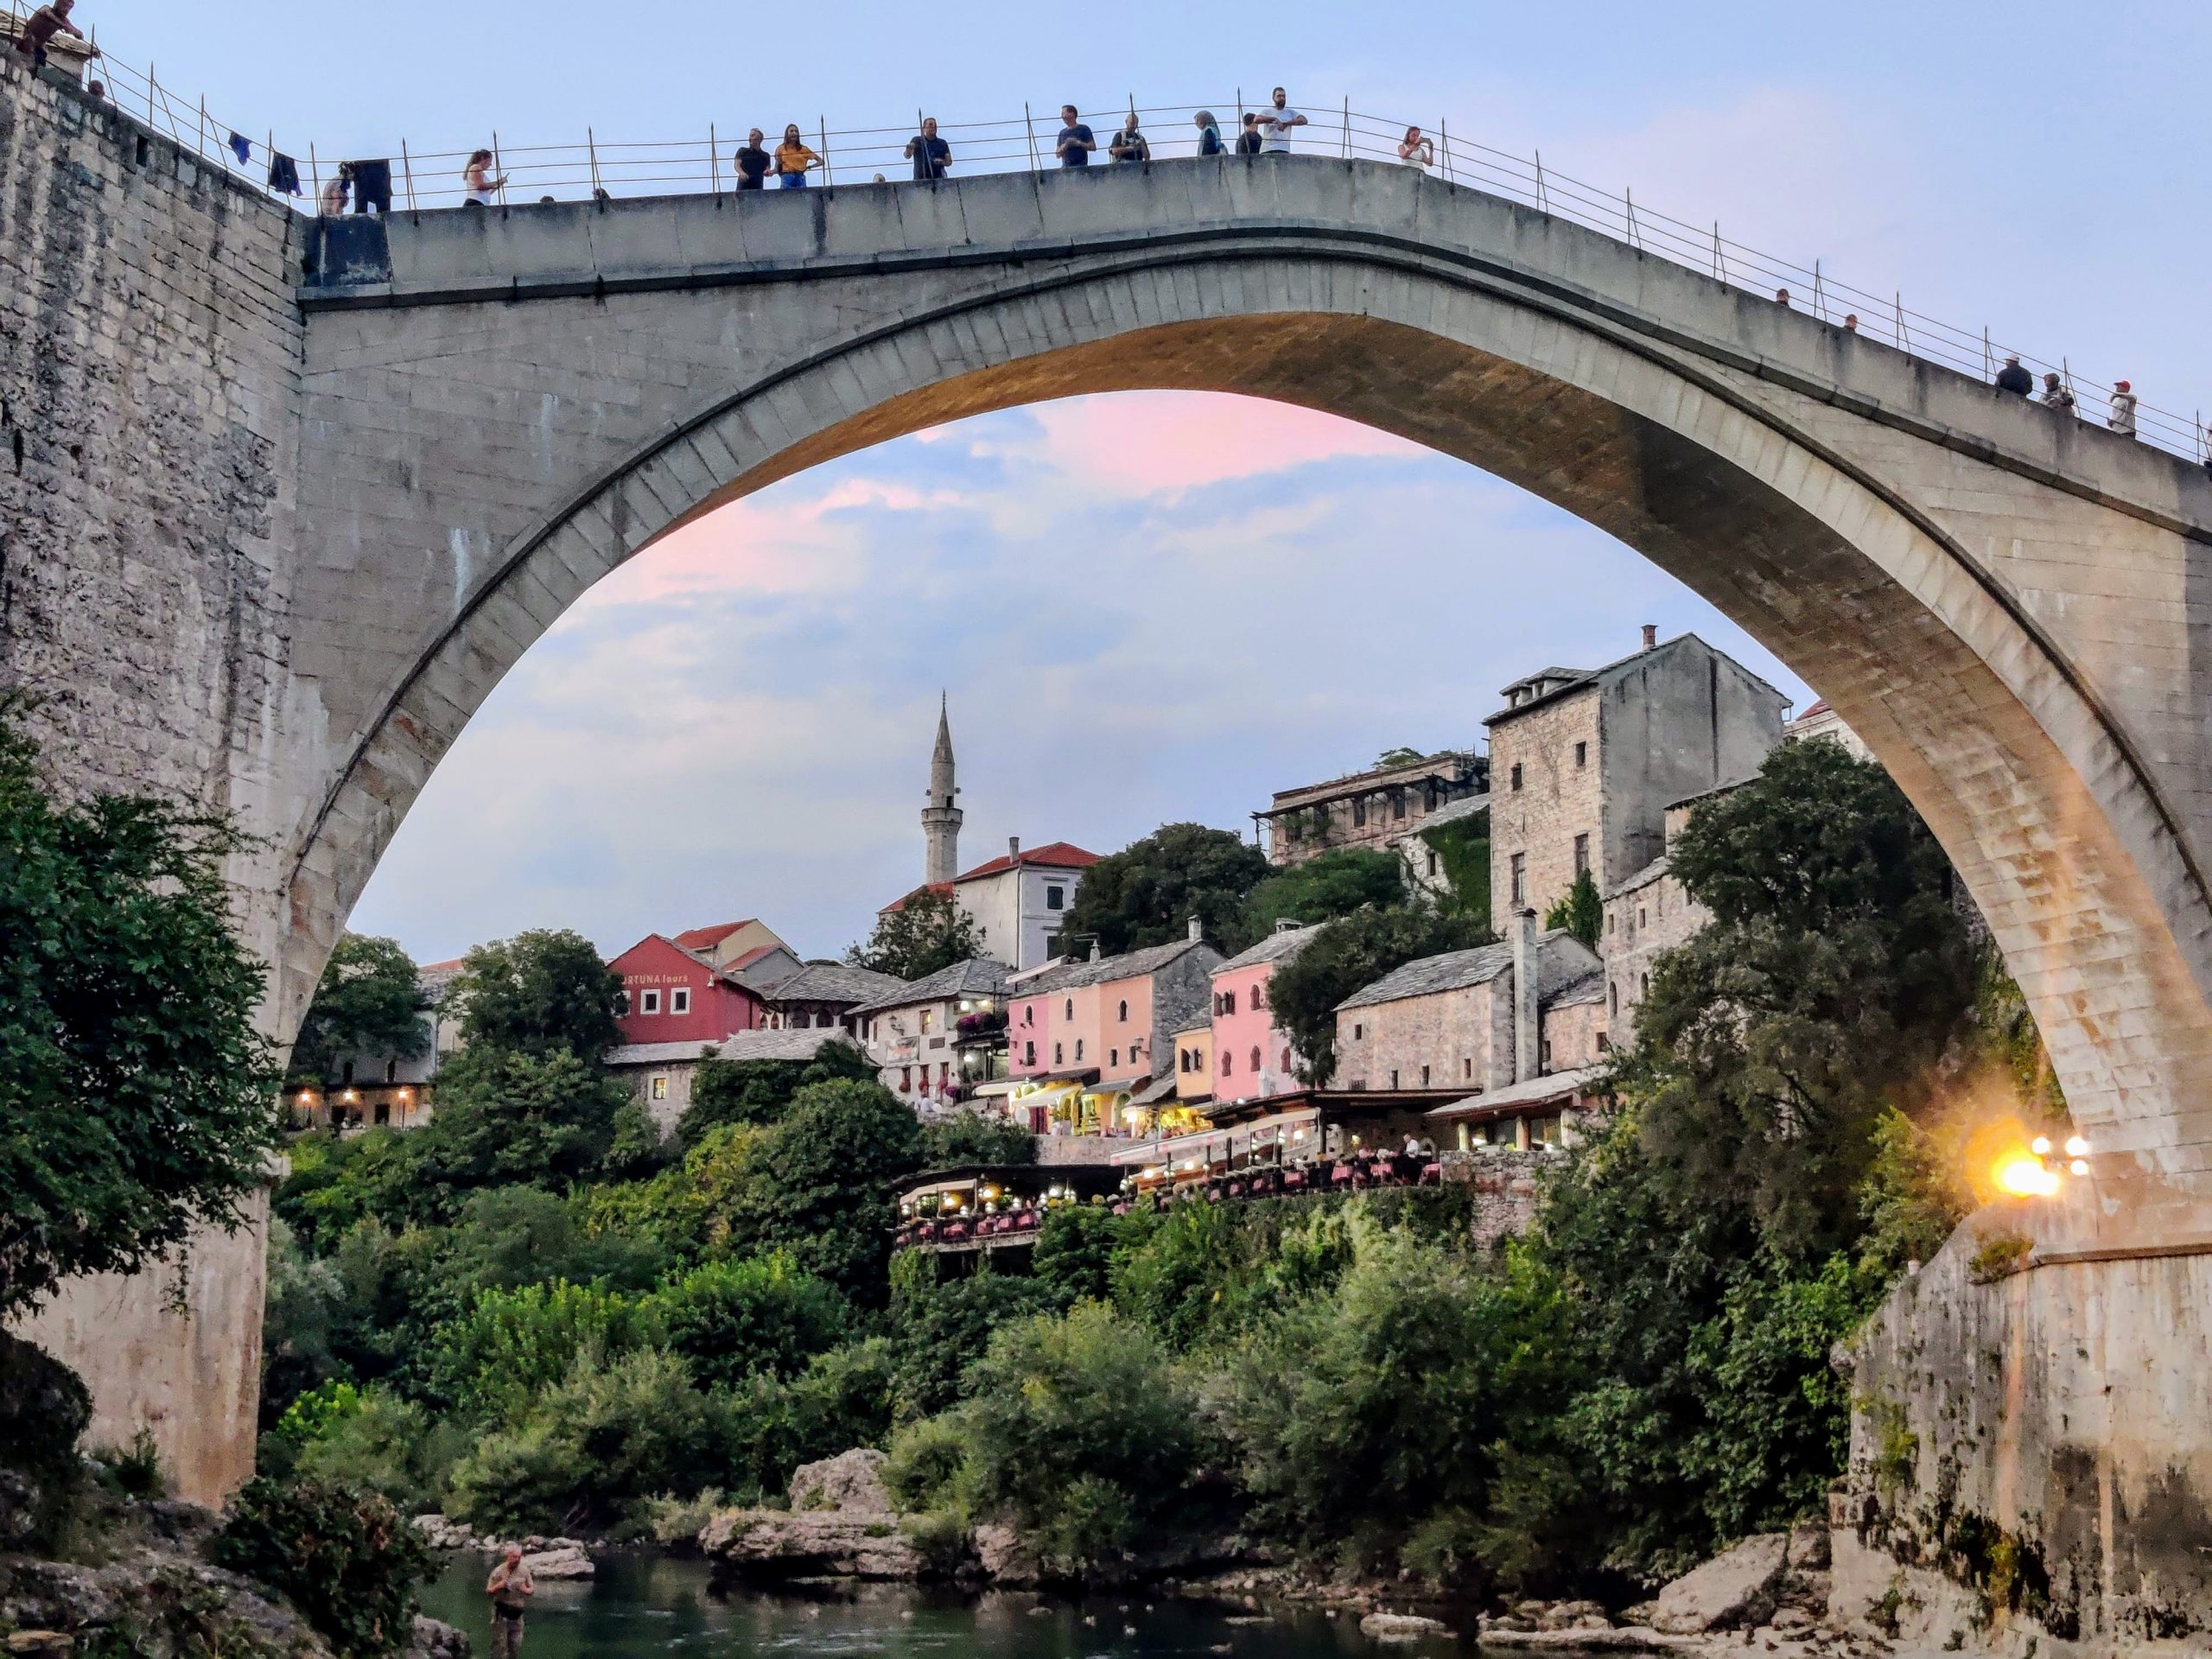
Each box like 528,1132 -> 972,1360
1006,932 -> 1224,1132
1210,922 -> 1319,1103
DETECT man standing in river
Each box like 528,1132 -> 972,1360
486,1545 -> 535,1659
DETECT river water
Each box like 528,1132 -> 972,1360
419,1554 -> 1472,1659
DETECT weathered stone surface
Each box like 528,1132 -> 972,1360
0,1548 -> 332,1657
520,1545 -> 593,1580
1647,1531 -> 1790,1634
408,1615 -> 469,1659
696,1510 -> 930,1580
1361,1611 -> 1449,1637
788,1449 -> 893,1515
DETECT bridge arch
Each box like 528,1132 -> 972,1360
290,162 -> 2212,1239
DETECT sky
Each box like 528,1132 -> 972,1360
75,0 -> 2211,964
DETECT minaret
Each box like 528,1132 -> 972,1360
923,693 -> 963,887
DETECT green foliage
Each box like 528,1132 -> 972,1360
682,1039 -> 875,1146
1419,807 -> 1491,925
920,1109 -> 1036,1169
430,1280 -> 660,1421
0,699 -> 280,1319
449,929 -> 626,1060
276,1379 -> 365,1446
941,1302 -> 1212,1576
213,1478 -> 432,1658
1967,1230 -> 2034,1284
0,1332 -> 92,1550
405,1047 -> 627,1218
603,1099 -> 674,1182
1266,903 -> 1497,1086
98,1427 -> 168,1502
716,1338 -> 897,1502
719,1079 -> 927,1297
1030,1205 -> 1122,1309
272,1129 -> 417,1251
1054,822 -> 1270,957
447,1348 -> 734,1534
1243,849 -> 1408,936
1544,869 -> 1604,951
887,1255 -> 1050,1421
655,1253 -> 850,1389
291,1389 -> 466,1514
1374,746 -> 1428,768
1857,1106 -> 1973,1281
290,934 -> 428,1084
442,1185 -> 667,1298
849,889 -> 983,980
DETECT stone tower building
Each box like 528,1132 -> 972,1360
923,695 -> 963,887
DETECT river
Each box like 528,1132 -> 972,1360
418,1554 -> 1471,1658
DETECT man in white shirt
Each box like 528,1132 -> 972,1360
1258,87 -> 1306,154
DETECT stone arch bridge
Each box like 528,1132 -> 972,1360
1,60 -> 2207,1632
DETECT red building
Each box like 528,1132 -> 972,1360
608,931 -> 792,1047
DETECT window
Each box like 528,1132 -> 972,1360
1510,762 -> 1523,791
1025,1040 -> 1036,1065
1046,884 -> 1065,911
342,1060 -> 354,1084
1389,1069 -> 1400,1090
1287,813 -> 1304,842
1117,1000 -> 1128,1022
1464,1058 -> 1473,1079
1221,1051 -> 1232,1076
1352,798 -> 1368,829
1250,1046 -> 1262,1073
1607,911 -> 1616,934
1352,1022 -> 1364,1040
1281,1047 -> 1293,1073
899,1067 -> 912,1093
1420,1064 -> 1431,1086
1541,1039 -> 1554,1072
385,1059 -> 397,1083
374,1101 -> 390,1125
1609,982 -> 1619,1018
1064,999 -> 1073,1020
1022,1005 -> 1033,1026
920,1008 -> 934,1033
1075,1039 -> 1084,1062
1573,834 -> 1590,880
1510,854 -> 1526,906
1639,972 -> 1649,998
1391,790 -> 1406,820
650,1074 -> 670,1101
1426,850 -> 1439,877
640,989 -> 661,1014
1638,906 -> 1648,928
1109,1048 -> 1119,1069
671,987 -> 691,1015
1053,1042 -> 1064,1065
1252,983 -> 1265,1012
1574,741 -> 1587,767
1222,990 -> 1237,1016
1597,1032 -> 1611,1052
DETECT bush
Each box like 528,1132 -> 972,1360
212,1478 -> 432,1658
292,1388 -> 466,1515
715,1338 -> 898,1503
430,1280 -> 661,1421
723,1079 -> 927,1298
887,1255 -> 1050,1421
919,1109 -> 1036,1169
446,1348 -> 734,1534
0,1331 -> 92,1549
653,1253 -> 850,1389
882,1414 -> 971,1514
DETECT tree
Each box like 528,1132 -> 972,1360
681,1039 -> 876,1146
1267,904 -> 1496,1085
726,1079 -> 928,1298
1055,822 -> 1269,957
1243,847 -> 1408,936
448,930 -> 625,1061
655,1252 -> 852,1389
920,1109 -> 1037,1169
405,1047 -> 628,1217
1619,740 -> 1979,1258
1375,747 -> 1427,768
1544,870 -> 1603,951
849,888 -> 982,981
0,701 -> 280,1320
291,934 -> 429,1084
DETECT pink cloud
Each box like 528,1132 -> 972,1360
1018,391 -> 1427,496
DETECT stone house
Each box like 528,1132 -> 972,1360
753,960 -> 907,1034
1485,628 -> 1786,926
852,957 -> 1012,1109
1333,912 -> 1605,1095
1006,926 -> 1224,1132
1255,750 -> 1487,868
1602,788 -> 1726,1034
289,956 -> 467,1132
608,1027 -> 862,1137
1394,791 -> 1490,906
1210,920 -> 1320,1103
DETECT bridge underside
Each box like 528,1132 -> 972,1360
5,58 -> 2212,1630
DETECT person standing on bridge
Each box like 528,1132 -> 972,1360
1109,114 -> 1150,163
774,124 -> 822,188
318,162 -> 353,218
462,149 -> 507,207
2041,372 -> 2075,414
1257,88 -> 1306,154
1995,355 -> 2034,397
1234,112 -> 1263,156
10,0 -> 95,73
1055,106 -> 1096,167
2108,380 -> 2139,438
733,129 -> 770,191
486,1546 -> 535,1659
1397,125 -> 1433,168
1193,111 -> 1224,156
906,118 -> 951,181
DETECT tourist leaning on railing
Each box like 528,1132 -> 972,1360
774,124 -> 821,188
10,0 -> 95,73
462,149 -> 508,207
906,117 -> 950,181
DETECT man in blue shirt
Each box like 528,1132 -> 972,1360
1056,105 -> 1096,167
906,118 -> 952,181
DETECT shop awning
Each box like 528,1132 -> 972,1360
970,1079 -> 1022,1098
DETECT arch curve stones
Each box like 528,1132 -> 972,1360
293,165 -> 2212,1254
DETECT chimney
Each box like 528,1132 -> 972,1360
1008,836 -> 1020,860
1188,915 -> 1204,944
1512,906 -> 1541,1084
1641,623 -> 1657,650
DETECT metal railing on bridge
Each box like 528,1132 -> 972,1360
10,15 -> 2204,464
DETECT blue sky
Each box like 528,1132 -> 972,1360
78,0 -> 2209,963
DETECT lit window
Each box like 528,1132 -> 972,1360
650,1074 -> 670,1101
671,988 -> 690,1015
640,989 -> 661,1014
920,1008 -> 934,1033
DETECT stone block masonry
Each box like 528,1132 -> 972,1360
0,56 -> 304,1507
